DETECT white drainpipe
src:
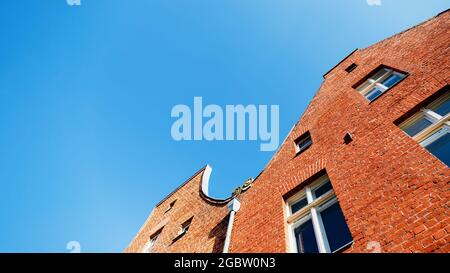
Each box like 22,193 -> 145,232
223,198 -> 241,253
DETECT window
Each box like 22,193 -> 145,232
142,230 -> 162,253
345,63 -> 357,73
399,90 -> 450,166
343,132 -> 353,144
294,132 -> 312,155
286,175 -> 353,253
165,200 -> 177,213
178,217 -> 193,236
355,67 -> 406,102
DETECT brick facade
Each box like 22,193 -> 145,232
125,166 -> 231,253
127,10 -> 450,253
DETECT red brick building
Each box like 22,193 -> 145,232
126,10 -> 450,253
125,166 -> 232,253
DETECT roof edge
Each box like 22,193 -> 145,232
155,165 -> 208,207
155,164 -> 232,207
322,48 -> 358,79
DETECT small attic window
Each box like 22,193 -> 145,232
294,132 -> 313,155
345,63 -> 357,73
165,200 -> 177,213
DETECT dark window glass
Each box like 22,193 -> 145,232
320,202 -> 353,252
357,81 -> 371,92
366,87 -> 383,101
381,73 -> 403,88
371,69 -> 388,81
432,97 -> 450,117
181,217 -> 193,233
291,197 -> 308,214
404,116 -> 433,137
314,180 -> 333,199
294,218 -> 319,253
345,63 -> 357,73
295,133 -> 312,153
424,130 -> 450,166
299,138 -> 312,151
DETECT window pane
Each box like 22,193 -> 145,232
357,81 -> 372,92
291,197 -> 308,214
365,87 -> 383,101
320,202 -> 353,252
294,218 -> 319,253
295,133 -> 312,153
371,68 -> 389,81
314,180 -> 333,199
298,138 -> 312,152
403,116 -> 433,137
381,73 -> 403,88
431,97 -> 450,117
181,217 -> 193,233
144,233 -> 159,253
424,129 -> 450,166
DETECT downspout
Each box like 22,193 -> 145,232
222,198 -> 241,253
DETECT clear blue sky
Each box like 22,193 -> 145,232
0,0 -> 448,252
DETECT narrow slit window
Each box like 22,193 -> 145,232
345,63 -> 357,73
165,200 -> 177,213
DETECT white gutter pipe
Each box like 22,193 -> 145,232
222,198 -> 241,253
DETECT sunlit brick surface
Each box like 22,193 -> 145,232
127,11 -> 449,253
125,168 -> 229,253
230,11 -> 449,253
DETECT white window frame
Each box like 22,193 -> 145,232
420,126 -> 450,148
400,92 -> 450,145
142,232 -> 160,253
356,67 -> 406,101
294,133 -> 312,154
286,175 -> 353,253
178,218 -> 193,236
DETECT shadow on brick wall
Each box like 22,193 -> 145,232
209,215 -> 229,253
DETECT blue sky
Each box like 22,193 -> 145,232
0,0 -> 448,252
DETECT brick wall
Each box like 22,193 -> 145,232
229,11 -> 450,253
125,166 -> 230,253
127,10 -> 450,253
